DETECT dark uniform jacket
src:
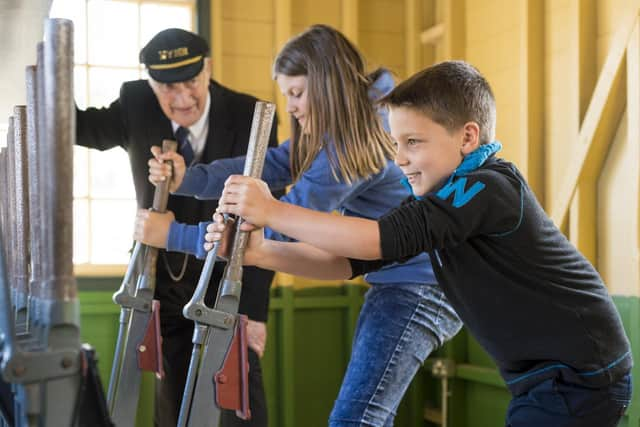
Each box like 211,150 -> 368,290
76,79 -> 277,322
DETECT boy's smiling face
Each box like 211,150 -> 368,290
389,106 -> 479,196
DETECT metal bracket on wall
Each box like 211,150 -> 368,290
424,358 -> 456,427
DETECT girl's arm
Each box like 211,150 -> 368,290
257,240 -> 354,280
174,141 -> 293,198
265,146 -> 371,242
205,216 -> 354,279
218,176 -> 383,260
218,168 -> 523,262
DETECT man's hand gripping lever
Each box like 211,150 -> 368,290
107,139 -> 177,427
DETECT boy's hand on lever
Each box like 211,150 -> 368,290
217,175 -> 277,228
133,209 -> 175,248
148,145 -> 186,192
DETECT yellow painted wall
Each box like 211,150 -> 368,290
467,1 -> 523,166
218,0 -> 277,104
597,113 -> 640,295
292,0 -> 341,34
358,0 -> 406,76
209,0 -> 639,297
544,0 -> 580,215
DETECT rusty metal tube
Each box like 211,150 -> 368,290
33,42 -> 46,304
0,149 -> 6,233
11,105 -> 30,331
5,116 -> 17,305
41,18 -> 75,301
182,101 -> 275,427
137,139 -> 177,293
221,102 -> 275,290
25,65 -> 42,296
0,147 -> 9,278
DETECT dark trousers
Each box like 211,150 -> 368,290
154,312 -> 267,427
505,374 -> 632,427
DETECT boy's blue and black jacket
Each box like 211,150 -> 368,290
351,143 -> 632,395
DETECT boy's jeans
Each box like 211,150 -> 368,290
505,373 -> 633,427
329,283 -> 462,427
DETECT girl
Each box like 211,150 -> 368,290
140,25 -> 461,426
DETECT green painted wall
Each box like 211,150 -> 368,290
78,278 -> 639,427
78,282 -> 426,427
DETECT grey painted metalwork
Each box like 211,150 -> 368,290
41,18 -> 75,301
33,42 -> 45,305
25,64 -> 41,315
109,139 -> 177,427
11,106 -> 30,335
181,101 -> 275,427
0,18 -> 112,427
177,239 -> 229,427
0,149 -> 16,363
5,117 -> 17,313
0,148 -> 7,256
107,240 -> 142,409
0,228 -> 18,405
0,18 -> 81,427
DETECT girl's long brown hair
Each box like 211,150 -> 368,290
273,24 -> 395,184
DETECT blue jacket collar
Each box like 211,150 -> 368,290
368,69 -> 394,101
401,141 -> 502,200
454,141 -> 502,176
369,70 -> 394,132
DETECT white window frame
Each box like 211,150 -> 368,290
56,0 -> 197,277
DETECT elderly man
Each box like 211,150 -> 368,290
76,28 -> 277,427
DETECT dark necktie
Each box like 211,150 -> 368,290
175,126 -> 194,166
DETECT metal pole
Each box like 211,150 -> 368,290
30,41 -> 47,338
183,101 -> 275,427
39,18 -> 81,427
0,148 -> 7,257
109,139 -> 176,427
0,226 -> 17,425
25,64 -> 41,334
41,19 -> 75,301
11,106 -> 30,335
0,19 -> 99,427
442,376 -> 448,427
0,143 -> 19,427
5,117 -> 17,315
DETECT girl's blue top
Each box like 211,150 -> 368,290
169,70 -> 436,286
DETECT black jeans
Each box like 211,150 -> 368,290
154,313 -> 267,427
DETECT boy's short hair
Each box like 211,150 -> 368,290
381,61 -> 497,145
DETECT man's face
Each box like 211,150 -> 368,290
148,59 -> 211,127
389,106 -> 466,196
275,74 -> 309,130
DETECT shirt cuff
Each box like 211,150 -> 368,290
166,221 -> 201,257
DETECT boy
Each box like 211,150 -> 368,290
210,61 -> 632,426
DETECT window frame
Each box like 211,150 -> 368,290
63,0 -> 197,277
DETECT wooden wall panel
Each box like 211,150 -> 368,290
544,0 -> 580,214
358,0 -> 406,76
